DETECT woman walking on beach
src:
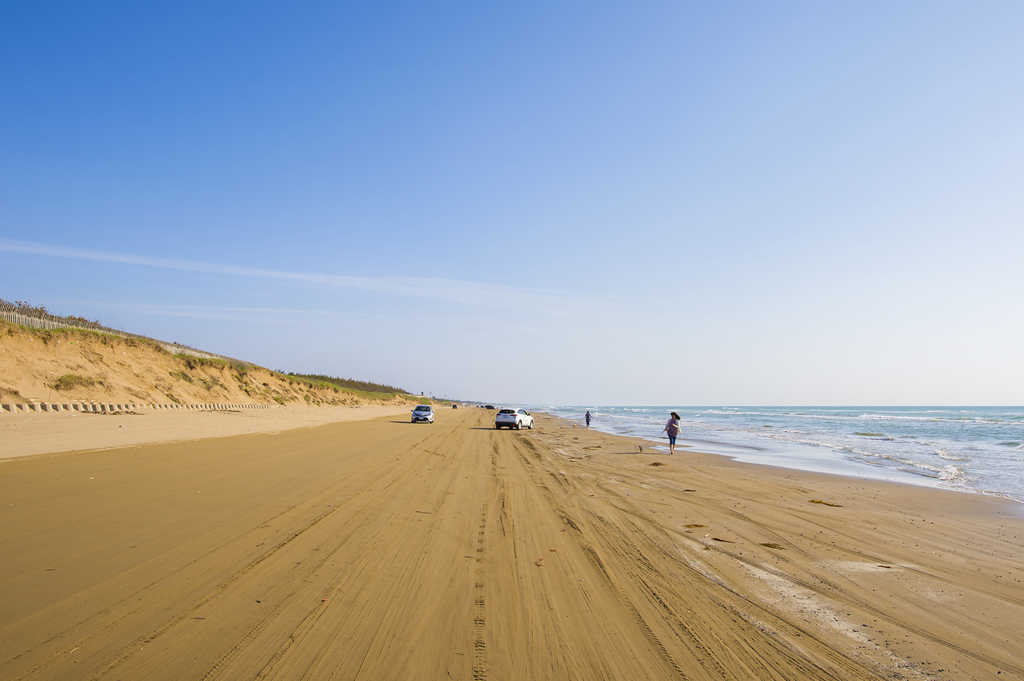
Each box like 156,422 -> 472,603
663,411 -> 681,455
585,411 -> 592,428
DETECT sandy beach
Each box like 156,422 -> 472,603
1,407 -> 1021,680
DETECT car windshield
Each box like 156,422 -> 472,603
414,406 -> 431,411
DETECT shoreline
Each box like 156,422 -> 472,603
645,433 -> 1024,513
556,415 -> 1024,519
548,405 -> 1024,505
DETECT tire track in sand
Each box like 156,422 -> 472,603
512,432 -> 884,681
473,501 -> 488,680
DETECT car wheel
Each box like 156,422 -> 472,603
495,424 -> 500,430
528,420 -> 534,429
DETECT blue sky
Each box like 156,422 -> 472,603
2,2 -> 1022,405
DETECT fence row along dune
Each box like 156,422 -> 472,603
1,402 -> 275,414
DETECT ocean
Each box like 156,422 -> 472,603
539,406 -> 1024,504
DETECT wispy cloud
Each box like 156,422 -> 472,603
1,240 -> 595,313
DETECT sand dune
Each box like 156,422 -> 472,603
0,320 -> 413,408
1,408 -> 1021,680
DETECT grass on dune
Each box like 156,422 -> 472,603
51,374 -> 96,390
286,373 -> 407,394
278,373 -> 424,402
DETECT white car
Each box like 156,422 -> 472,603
411,405 -> 434,423
495,408 -> 534,430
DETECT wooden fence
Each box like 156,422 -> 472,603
0,303 -> 248,365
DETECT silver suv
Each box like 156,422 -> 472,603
495,408 -> 534,430
411,405 -> 434,423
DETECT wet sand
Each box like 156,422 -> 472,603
1,408 -> 1021,680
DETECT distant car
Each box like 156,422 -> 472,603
495,408 -> 534,430
452,403 -> 458,409
411,405 -> 434,423
484,405 -> 496,410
